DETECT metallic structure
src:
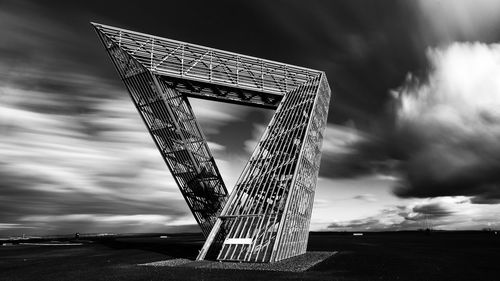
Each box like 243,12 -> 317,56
92,23 -> 331,263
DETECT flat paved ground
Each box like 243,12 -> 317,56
1,232 -> 499,281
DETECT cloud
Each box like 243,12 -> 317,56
0,2 -> 200,235
353,194 -> 377,202
392,43 -> 500,203
327,206 -> 405,231
188,98 -> 248,136
324,42 -> 500,205
0,72 -> 202,234
327,196 -> 500,231
408,203 -> 455,221
3,0 -> 499,235
16,214 -> 199,234
0,0 -> 281,236
0,223 -> 34,230
243,123 -> 267,155
319,123 -> 399,178
416,0 -> 500,43
318,123 -> 369,177
20,214 -> 175,224
470,196 -> 500,205
328,218 -> 381,230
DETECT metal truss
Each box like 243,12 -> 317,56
92,23 -> 319,109
92,23 -> 331,262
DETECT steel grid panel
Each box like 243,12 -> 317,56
92,23 -> 331,263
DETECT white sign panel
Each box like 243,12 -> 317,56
223,238 -> 253,245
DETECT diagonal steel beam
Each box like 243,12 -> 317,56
93,26 -> 228,237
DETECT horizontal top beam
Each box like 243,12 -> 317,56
92,23 -> 323,97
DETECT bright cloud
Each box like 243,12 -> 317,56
394,42 -> 500,203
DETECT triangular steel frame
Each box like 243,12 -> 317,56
92,23 -> 331,262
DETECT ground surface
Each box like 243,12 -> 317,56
139,251 -> 337,272
1,232 -> 499,281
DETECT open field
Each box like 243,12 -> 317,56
1,232 -> 499,281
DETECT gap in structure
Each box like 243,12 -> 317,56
188,98 -> 274,191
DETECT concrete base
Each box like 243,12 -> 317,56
138,251 -> 337,272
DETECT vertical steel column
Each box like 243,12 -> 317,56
198,74 -> 330,262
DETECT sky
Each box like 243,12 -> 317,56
1,0 -> 500,236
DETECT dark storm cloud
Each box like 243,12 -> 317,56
320,135 -> 395,178
393,136 -> 500,202
410,203 -> 455,219
258,0 -> 427,126
317,0 -> 500,205
318,122 -> 401,179
324,43 -> 500,204
470,196 -> 500,205
388,42 -> 500,205
399,44 -> 500,204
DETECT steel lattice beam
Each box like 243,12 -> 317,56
94,26 -> 228,237
92,23 -> 331,262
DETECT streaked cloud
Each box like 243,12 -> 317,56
0,0 -> 277,236
0,1 -> 230,236
327,196 -> 500,231
17,214 -> 198,234
2,0 -> 500,235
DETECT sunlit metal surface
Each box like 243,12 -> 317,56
92,23 -> 331,262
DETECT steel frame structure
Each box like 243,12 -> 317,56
92,23 -> 331,263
